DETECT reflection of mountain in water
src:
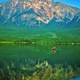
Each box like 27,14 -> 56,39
0,0 -> 80,27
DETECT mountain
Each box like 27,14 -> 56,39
0,0 -> 80,27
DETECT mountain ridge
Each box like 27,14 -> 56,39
0,0 -> 80,27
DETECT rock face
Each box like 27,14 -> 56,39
0,0 -> 80,26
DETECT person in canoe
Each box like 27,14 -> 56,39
51,47 -> 57,55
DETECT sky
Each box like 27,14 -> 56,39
0,0 -> 80,8
54,0 -> 80,8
